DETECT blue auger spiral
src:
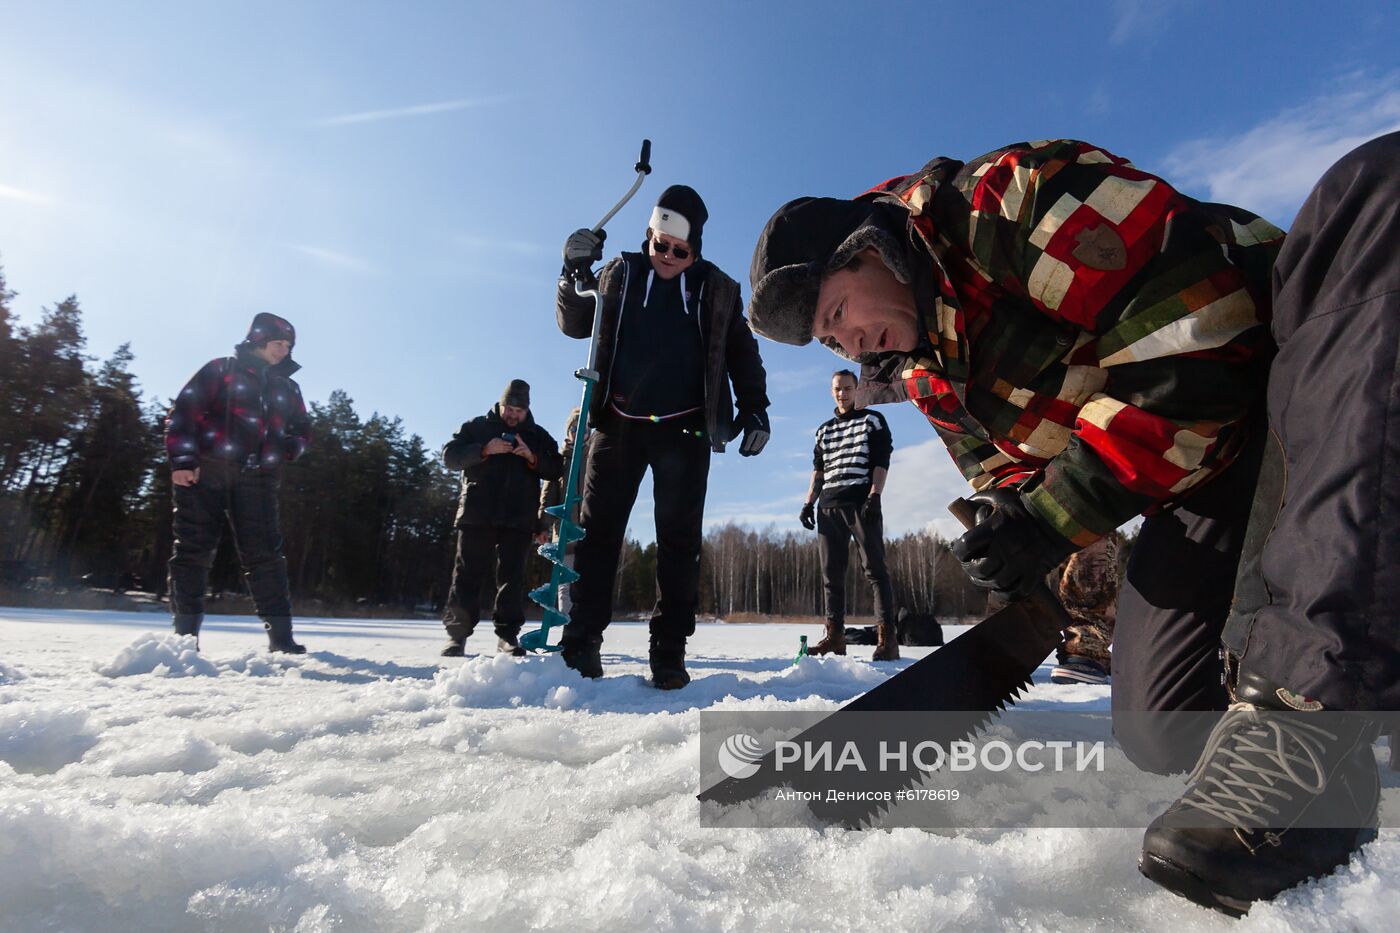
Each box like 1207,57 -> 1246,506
520,140 -> 652,653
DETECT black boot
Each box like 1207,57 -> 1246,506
441,621 -> 472,658
172,613 -> 203,648
649,635 -> 690,690
263,616 -> 307,654
559,626 -> 603,679
1138,669 -> 1380,917
495,628 -> 527,658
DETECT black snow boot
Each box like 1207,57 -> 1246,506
560,626 -> 603,679
496,628 -> 527,658
263,616 -> 307,655
441,622 -> 472,658
173,613 -> 203,648
1138,669 -> 1380,917
649,635 -> 690,690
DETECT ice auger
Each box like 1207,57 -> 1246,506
521,139 -> 652,653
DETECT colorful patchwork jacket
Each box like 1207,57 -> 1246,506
863,140 -> 1283,547
165,348 -> 312,472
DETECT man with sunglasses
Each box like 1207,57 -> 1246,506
557,184 -> 770,689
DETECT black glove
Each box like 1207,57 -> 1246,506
949,488 -> 1076,602
799,501 -> 816,530
562,228 -> 606,273
737,409 -> 769,457
861,492 -> 882,522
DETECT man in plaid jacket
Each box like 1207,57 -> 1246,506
748,135 -> 1400,915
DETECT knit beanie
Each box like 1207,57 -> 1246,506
500,379 -> 531,410
648,184 -> 709,255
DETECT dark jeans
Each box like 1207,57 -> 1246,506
168,460 -> 291,619
568,413 -> 711,641
818,502 -> 895,628
1114,132 -> 1400,772
443,525 -> 532,640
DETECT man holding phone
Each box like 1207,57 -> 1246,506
440,379 -> 562,657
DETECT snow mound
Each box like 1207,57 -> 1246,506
0,705 -> 101,774
95,633 -> 220,678
94,633 -> 292,679
0,660 -> 26,684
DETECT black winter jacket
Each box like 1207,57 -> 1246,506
442,406 -> 563,529
556,253 -> 769,453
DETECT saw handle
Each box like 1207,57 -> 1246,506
948,497 -> 980,532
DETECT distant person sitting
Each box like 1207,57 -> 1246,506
439,379 -> 562,658
164,313 -> 312,653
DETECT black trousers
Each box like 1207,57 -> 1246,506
818,503 -> 895,628
568,413 -> 711,641
168,460 -> 291,619
443,525 -> 532,640
1113,132 -> 1400,773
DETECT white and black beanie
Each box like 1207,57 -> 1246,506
648,185 -> 708,256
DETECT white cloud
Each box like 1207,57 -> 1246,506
286,244 -> 378,274
1109,0 -> 1188,45
0,183 -> 53,205
880,437 -> 970,539
1161,72 -> 1400,223
313,96 -> 512,128
765,365 -> 832,396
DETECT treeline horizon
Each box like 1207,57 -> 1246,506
0,258 -> 997,621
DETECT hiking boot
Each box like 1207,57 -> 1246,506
1050,656 -> 1110,685
263,616 -> 307,654
560,627 -> 603,679
872,623 -> 900,662
649,635 -> 690,690
496,630 -> 527,658
1138,669 -> 1380,917
808,622 -> 847,657
172,613 -> 203,648
440,621 -> 471,658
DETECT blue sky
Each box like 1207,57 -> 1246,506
3,1 -> 1399,543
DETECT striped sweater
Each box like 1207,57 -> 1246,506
860,139 -> 1283,546
813,407 -> 892,507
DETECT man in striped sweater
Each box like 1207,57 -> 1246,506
800,369 -> 899,661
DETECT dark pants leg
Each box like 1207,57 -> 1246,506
444,527 -> 496,640
1223,131 -> 1400,711
491,526 -> 532,637
569,421 -> 648,637
228,469 -> 292,619
818,507 -> 854,627
1111,426 -> 1265,774
168,464 -> 232,616
851,505 -> 896,628
648,430 -> 711,641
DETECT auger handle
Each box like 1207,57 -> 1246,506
948,497 -> 979,531
590,138 -> 652,234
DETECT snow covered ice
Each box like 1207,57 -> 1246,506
2,607 -> 1397,931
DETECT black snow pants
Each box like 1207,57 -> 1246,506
567,411 -> 711,642
443,525 -> 532,641
168,460 -> 292,619
818,502 -> 896,628
1112,132 -> 1400,773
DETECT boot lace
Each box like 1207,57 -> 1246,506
1179,703 -> 1337,832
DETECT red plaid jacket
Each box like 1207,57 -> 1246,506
865,140 -> 1283,546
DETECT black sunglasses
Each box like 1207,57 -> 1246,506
651,237 -> 691,260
